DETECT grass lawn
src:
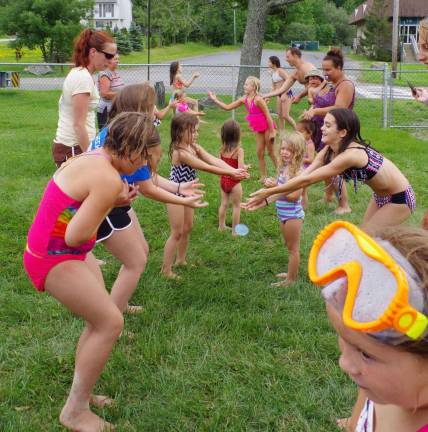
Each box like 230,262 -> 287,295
348,52 -> 428,87
0,91 -> 427,431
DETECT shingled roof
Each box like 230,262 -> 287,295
349,0 -> 428,24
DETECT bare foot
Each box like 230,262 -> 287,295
336,417 -> 350,430
333,206 -> 351,215
258,176 -> 267,184
125,305 -> 143,314
275,272 -> 288,279
60,407 -> 115,432
270,279 -> 295,287
96,259 -> 106,266
218,225 -> 232,232
161,270 -> 181,280
173,260 -> 188,267
90,394 -> 114,409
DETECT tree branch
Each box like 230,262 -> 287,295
267,0 -> 301,14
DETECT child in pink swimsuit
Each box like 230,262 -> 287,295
23,112 -> 158,432
208,76 -> 276,182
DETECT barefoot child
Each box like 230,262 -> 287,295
89,83 -> 206,316
296,119 -> 316,208
309,221 -> 428,432
23,112 -> 158,431
208,76 -> 277,182
218,119 -> 246,234
161,113 -> 248,278
244,109 -> 416,235
263,132 -> 306,286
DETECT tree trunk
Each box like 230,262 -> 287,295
235,0 -> 302,97
235,0 -> 269,97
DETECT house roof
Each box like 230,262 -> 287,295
350,0 -> 428,24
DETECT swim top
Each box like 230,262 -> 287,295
26,179 -> 96,258
356,399 -> 428,432
271,70 -> 284,83
341,146 -> 384,190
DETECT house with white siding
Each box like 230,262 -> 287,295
93,0 -> 132,30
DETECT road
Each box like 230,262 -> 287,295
10,49 -> 415,100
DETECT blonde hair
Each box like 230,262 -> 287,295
375,226 -> 428,356
279,132 -> 306,178
245,76 -> 261,94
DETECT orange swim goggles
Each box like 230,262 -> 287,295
308,221 -> 428,341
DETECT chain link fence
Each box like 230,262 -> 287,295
0,62 -> 427,130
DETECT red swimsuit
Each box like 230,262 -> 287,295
220,155 -> 240,194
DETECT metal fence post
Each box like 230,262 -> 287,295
231,65 -> 236,120
382,62 -> 388,128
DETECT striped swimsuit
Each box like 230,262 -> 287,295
169,163 -> 197,197
275,169 -> 305,223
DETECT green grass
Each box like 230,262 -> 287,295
0,91 -> 427,431
347,53 -> 428,87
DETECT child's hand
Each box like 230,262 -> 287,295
179,179 -> 205,197
231,168 -> 250,180
268,129 -> 276,142
198,111 -> 206,116
291,95 -> 301,104
193,72 -> 200,79
301,109 -> 315,120
208,91 -> 216,101
114,180 -> 139,207
264,177 -> 276,188
183,195 -> 208,209
243,163 -> 252,170
241,197 -> 267,211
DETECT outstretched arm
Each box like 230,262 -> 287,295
245,152 -> 350,206
208,91 -> 244,111
179,150 -> 247,179
136,178 -> 206,208
263,76 -> 296,98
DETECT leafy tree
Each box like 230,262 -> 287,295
317,24 -> 335,45
114,27 -> 133,55
359,0 -> 391,61
0,0 -> 94,62
284,22 -> 316,43
129,22 -> 144,51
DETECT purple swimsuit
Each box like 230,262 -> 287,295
312,80 -> 355,152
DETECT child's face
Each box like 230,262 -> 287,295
244,79 -> 255,95
321,113 -> 345,151
308,76 -> 323,88
296,124 -> 310,140
327,304 -> 428,408
280,142 -> 292,163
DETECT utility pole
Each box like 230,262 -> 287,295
232,2 -> 238,45
147,0 -> 151,81
391,0 -> 399,78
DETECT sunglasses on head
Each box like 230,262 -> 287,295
97,49 -> 116,60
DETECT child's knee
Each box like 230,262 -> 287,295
103,307 -> 124,337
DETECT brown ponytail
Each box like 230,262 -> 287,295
72,28 -> 115,67
324,47 -> 344,70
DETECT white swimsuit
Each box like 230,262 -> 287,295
271,70 -> 284,83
